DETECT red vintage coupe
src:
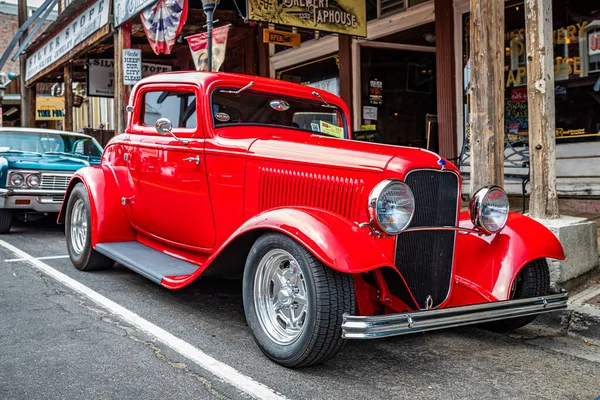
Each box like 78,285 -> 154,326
59,72 -> 567,367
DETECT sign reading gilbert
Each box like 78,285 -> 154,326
248,0 -> 366,37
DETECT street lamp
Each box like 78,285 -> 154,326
0,72 -> 19,127
201,0 -> 219,72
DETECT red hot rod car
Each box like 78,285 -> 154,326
59,72 -> 567,367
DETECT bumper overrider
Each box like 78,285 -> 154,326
0,188 -> 66,213
342,293 -> 568,339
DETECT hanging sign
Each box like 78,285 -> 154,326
87,59 -> 172,97
262,29 -> 301,47
36,97 -> 65,121
187,25 -> 231,72
26,0 -> 110,81
123,49 -> 142,85
114,0 -> 158,27
247,0 -> 366,37
369,79 -> 383,105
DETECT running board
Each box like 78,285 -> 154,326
342,293 -> 568,339
95,242 -> 199,285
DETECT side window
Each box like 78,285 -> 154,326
142,91 -> 197,129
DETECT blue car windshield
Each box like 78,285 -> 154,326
0,131 -> 102,157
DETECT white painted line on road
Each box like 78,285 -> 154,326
5,255 -> 70,263
0,239 -> 287,400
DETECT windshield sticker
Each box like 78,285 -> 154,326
311,123 -> 320,132
319,121 -> 344,138
269,100 -> 290,111
215,112 -> 231,122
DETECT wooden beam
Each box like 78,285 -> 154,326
18,0 -> 30,127
468,0 -> 505,196
525,0 -> 559,219
338,35 -> 353,115
64,63 -> 74,131
114,22 -> 132,134
27,82 -> 36,128
434,0 -> 457,161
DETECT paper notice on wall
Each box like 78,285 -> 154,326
362,106 -> 378,120
123,49 -> 142,85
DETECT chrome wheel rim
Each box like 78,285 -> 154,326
253,249 -> 309,345
70,199 -> 87,255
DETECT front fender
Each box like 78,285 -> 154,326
58,165 -> 135,246
235,207 -> 395,274
451,211 -> 565,303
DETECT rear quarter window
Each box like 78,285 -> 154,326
142,91 -> 197,129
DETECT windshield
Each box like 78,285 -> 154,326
211,89 -> 347,139
0,131 -> 102,157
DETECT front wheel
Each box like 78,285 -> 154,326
65,183 -> 114,271
242,232 -> 356,368
0,209 -> 12,234
481,258 -> 550,332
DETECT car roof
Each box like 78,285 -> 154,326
0,127 -> 93,139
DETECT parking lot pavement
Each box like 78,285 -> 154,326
2,217 -> 600,400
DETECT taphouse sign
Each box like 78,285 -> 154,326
25,0 -> 110,81
247,0 -> 366,37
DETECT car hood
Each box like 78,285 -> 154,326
0,154 -> 100,171
247,130 -> 452,176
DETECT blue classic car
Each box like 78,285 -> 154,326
0,128 -> 103,233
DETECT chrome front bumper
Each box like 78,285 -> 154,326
0,189 -> 65,213
342,293 -> 568,339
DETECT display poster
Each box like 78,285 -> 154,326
247,0 -> 366,37
123,48 -> 142,85
369,79 -> 383,105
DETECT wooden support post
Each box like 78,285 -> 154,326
257,28 -> 270,78
525,0 -> 559,219
18,0 -> 30,127
469,0 -> 505,196
63,63 -> 73,131
338,35 -> 353,116
114,22 -> 132,134
27,83 -> 36,128
434,0 -> 457,161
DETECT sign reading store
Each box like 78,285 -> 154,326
26,0 -> 109,81
247,0 -> 366,37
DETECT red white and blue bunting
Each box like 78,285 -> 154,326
140,0 -> 188,55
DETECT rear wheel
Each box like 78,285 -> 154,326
0,209 -> 12,234
65,183 -> 114,271
242,232 -> 355,368
481,258 -> 550,332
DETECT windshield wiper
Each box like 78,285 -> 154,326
0,150 -> 42,156
220,81 -> 255,95
311,91 -> 337,108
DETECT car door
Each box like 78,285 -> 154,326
128,84 -> 216,250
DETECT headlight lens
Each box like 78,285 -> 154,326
9,173 -> 24,187
368,179 -> 415,235
469,186 -> 509,234
26,174 -> 41,187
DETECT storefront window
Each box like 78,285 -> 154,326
462,1 -> 600,144
277,55 -> 341,97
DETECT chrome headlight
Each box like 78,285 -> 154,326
368,179 -> 415,235
9,173 -> 24,187
469,186 -> 509,234
26,173 -> 41,188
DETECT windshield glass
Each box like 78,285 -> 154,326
0,131 -> 102,157
211,89 -> 347,139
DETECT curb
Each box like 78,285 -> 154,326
536,285 -> 600,341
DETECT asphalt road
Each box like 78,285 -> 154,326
1,217 -> 600,400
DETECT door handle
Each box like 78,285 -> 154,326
183,155 -> 201,165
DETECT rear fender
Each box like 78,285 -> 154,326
58,166 -> 135,246
452,211 -> 565,303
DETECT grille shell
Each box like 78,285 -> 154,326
393,169 -> 459,309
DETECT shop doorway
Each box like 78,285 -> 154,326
356,21 -> 438,150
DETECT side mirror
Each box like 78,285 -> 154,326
155,118 -> 172,135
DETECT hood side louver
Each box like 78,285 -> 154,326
258,167 -> 364,221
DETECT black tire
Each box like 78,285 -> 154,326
242,232 -> 355,368
481,258 -> 550,332
65,183 -> 114,271
0,209 -> 12,234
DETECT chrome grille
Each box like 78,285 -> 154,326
40,173 -> 72,191
393,170 -> 459,310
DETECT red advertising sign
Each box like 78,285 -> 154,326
511,88 -> 528,103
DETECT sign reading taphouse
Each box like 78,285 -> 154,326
114,0 -> 158,27
247,0 -> 366,37
25,0 -> 109,82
